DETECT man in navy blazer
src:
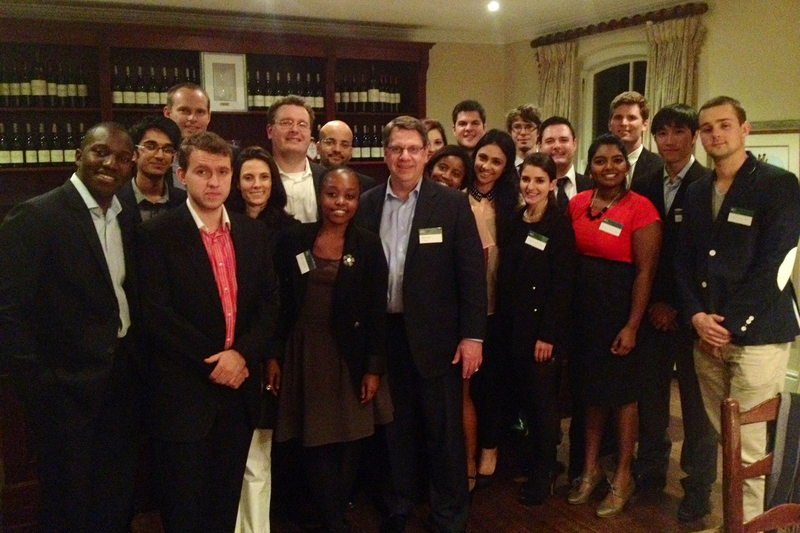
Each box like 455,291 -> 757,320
138,132 -> 280,532
0,123 -> 141,532
630,104 -> 717,522
357,116 -> 486,533
676,96 -> 800,522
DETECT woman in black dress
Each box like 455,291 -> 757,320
497,153 -> 576,505
274,167 -> 391,533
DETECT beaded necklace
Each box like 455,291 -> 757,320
586,189 -> 622,221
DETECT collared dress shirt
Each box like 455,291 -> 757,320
627,144 -> 644,187
663,155 -> 694,214
69,174 -> 130,338
380,176 -> 423,313
279,158 -> 318,223
131,176 -> 171,222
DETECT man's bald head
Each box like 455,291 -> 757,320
317,120 -> 354,167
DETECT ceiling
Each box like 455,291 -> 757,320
5,0 -> 684,44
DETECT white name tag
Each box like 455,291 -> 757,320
674,208 -> 683,223
525,230 -> 549,251
419,227 -> 443,244
295,250 -> 316,274
599,218 -> 623,237
728,207 -> 754,226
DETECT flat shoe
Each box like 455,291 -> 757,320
567,471 -> 605,505
596,477 -> 636,517
474,472 -> 495,490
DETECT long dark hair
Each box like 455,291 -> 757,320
227,146 -> 293,227
467,129 -> 519,245
519,152 -> 561,221
424,144 -> 473,190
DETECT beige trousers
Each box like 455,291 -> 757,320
234,429 -> 273,533
693,341 -> 791,522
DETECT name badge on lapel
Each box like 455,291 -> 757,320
599,218 -> 623,237
674,208 -> 683,223
296,250 -> 317,274
419,227 -> 443,244
728,207 -> 754,227
525,231 -> 549,251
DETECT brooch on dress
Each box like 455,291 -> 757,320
343,254 -> 355,267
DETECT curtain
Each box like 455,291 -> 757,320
536,41 -> 578,120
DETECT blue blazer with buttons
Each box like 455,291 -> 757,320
675,152 -> 800,345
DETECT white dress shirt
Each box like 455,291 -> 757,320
279,158 -> 318,223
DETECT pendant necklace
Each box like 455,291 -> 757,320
586,189 -> 622,221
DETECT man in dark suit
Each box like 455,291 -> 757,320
0,122 -> 140,532
538,116 -> 591,212
357,116 -> 486,533
117,115 -> 186,223
316,119 -> 377,190
603,91 -> 662,187
137,131 -> 280,532
630,104 -> 717,522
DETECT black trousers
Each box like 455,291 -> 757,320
470,315 -> 512,450
24,339 -> 141,533
304,440 -> 363,533
634,321 -> 717,488
152,393 -> 253,533
383,314 -> 469,533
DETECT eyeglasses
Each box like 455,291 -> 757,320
385,145 -> 425,156
320,138 -> 352,149
275,119 -> 311,131
136,142 -> 177,156
511,123 -> 538,133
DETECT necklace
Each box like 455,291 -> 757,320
522,202 -> 546,223
586,189 -> 622,221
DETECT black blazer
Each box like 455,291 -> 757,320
137,204 -> 280,441
0,179 -> 138,424
575,172 -> 592,193
116,176 -> 187,224
357,178 -> 487,378
631,159 -> 708,312
311,161 -> 377,194
676,153 -> 800,345
496,203 -> 576,358
631,147 -> 663,187
275,222 -> 388,391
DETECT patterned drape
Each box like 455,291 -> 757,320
536,41 -> 578,120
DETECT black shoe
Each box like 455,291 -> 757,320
677,487 -> 711,522
381,513 -> 409,533
634,472 -> 667,493
474,472 -> 495,490
517,473 -> 555,506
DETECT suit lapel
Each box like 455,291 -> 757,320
178,206 -> 224,317
405,179 -> 437,270
64,181 -> 115,292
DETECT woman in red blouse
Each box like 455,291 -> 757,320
566,134 -> 661,517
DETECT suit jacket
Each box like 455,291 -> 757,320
357,177 -> 486,378
496,204 -> 576,358
631,159 -> 708,313
137,204 -> 280,441
575,172 -> 591,193
0,178 -> 138,425
311,161 -> 377,193
675,153 -> 800,345
116,176 -> 187,224
631,147 -> 663,187
275,222 -> 388,391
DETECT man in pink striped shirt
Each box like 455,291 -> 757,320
138,131 -> 280,533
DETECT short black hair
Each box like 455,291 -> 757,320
651,104 -> 699,136
81,122 -> 132,151
129,115 -> 182,150
424,144 -> 474,190
538,116 -> 576,143
451,100 -> 486,125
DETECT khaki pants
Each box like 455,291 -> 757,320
235,429 -> 273,533
694,341 -> 791,522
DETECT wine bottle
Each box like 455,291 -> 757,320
67,65 -> 79,107
0,123 -> 11,167
314,73 -> 324,110
134,66 -> 148,107
254,70 -> 265,109
10,123 -> 25,166
19,63 -> 32,107
173,67 -> 180,87
348,75 -> 359,114
264,71 -> 275,107
297,72 -> 304,100
37,122 -> 51,165
340,75 -> 350,112
63,122 -> 77,163
77,65 -> 88,107
393,76 -> 401,112
351,125 -> 361,160
379,74 -> 389,113
368,67 -> 380,113
49,123 -> 64,164
46,63 -> 58,107
358,74 -> 368,113
24,122 -> 38,165
9,64 -> 22,107
56,64 -> 69,107
112,65 -> 123,106
122,66 -> 136,106
246,70 -> 254,108
0,65 -> 9,107
370,125 -> 381,159
285,70 -> 293,96
147,66 -> 160,106
334,75 -> 342,112
159,67 -> 169,106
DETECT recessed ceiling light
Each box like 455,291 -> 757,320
487,1 -> 500,12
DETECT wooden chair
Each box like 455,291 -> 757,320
721,395 -> 800,533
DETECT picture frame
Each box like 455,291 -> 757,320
200,52 -> 247,112
744,128 -> 800,176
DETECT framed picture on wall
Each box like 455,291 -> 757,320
200,52 -> 247,112
744,130 -> 800,176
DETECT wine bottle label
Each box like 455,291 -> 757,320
21,82 -> 32,96
68,84 -> 78,97
113,91 -> 124,105
57,84 -> 68,97
0,82 -> 9,96
254,94 -> 265,107
349,91 -> 359,103
147,92 -> 160,105
78,84 -> 88,97
38,149 -> 51,164
0,151 -> 11,165
352,147 -> 361,159
368,88 -> 380,103
334,91 -> 341,104
47,82 -> 57,96
63,149 -> 76,163
10,83 -> 21,96
265,95 -> 275,107
342,92 -> 350,104
358,90 -> 368,103
50,149 -> 64,163
247,95 -> 254,107
11,150 -> 24,164
159,92 -> 168,105
25,150 -> 38,164
314,96 -> 324,109
31,80 -> 47,96
135,92 -> 148,105
370,146 -> 381,159
379,146 -> 385,158
395,93 -> 401,105
123,91 -> 136,104
380,91 -> 388,103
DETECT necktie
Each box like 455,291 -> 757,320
556,177 -> 569,211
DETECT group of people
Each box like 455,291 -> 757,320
0,81 -> 798,533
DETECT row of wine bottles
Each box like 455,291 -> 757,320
112,65 -> 199,107
334,73 -> 402,113
0,62 -> 90,108
247,70 -> 325,110
349,124 -> 387,161
0,122 -> 84,167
